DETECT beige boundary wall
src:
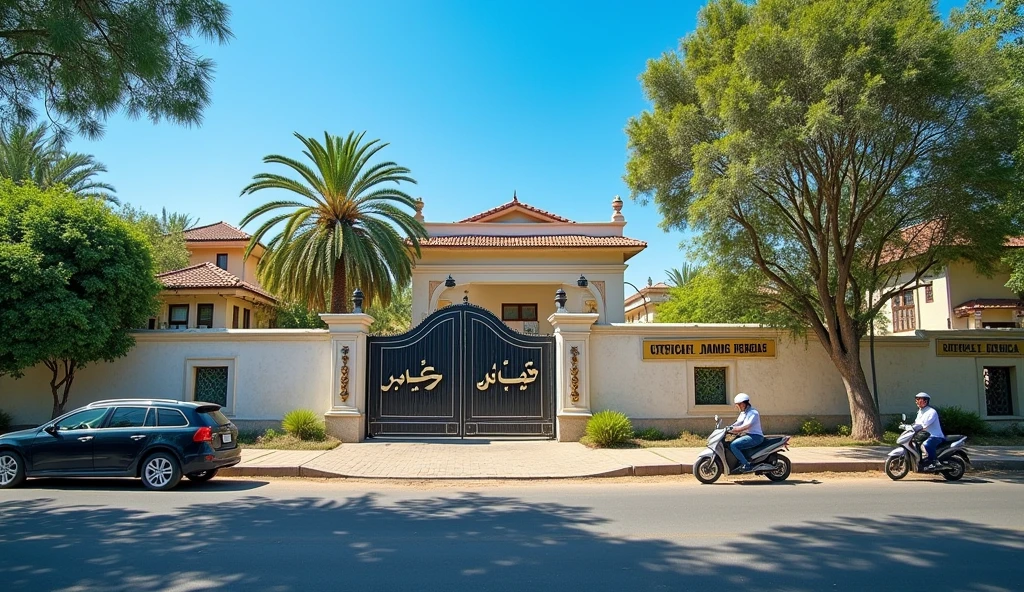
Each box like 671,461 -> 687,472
2,315 -> 1022,440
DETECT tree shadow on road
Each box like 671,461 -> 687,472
0,490 -> 1020,591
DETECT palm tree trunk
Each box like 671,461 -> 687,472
330,256 -> 348,313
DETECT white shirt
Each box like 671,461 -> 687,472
731,407 -> 763,436
914,406 -> 944,439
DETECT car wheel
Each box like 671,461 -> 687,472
0,451 -> 25,489
141,452 -> 182,491
186,469 -> 218,483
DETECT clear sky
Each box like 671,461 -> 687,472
66,0 -> 967,293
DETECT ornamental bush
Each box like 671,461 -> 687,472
282,409 -> 327,441
634,427 -> 668,441
936,406 -> 990,437
799,417 -> 827,436
585,410 -> 634,447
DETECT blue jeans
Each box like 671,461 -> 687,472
730,434 -> 764,467
922,436 -> 944,463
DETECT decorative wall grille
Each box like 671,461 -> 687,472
195,366 -> 228,407
695,367 -> 727,405
984,366 -> 1014,416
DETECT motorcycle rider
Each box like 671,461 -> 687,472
728,393 -> 764,472
912,392 -> 945,470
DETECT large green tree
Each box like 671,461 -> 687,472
240,131 -> 428,314
656,266 -> 767,324
118,204 -> 197,272
0,180 -> 162,417
0,123 -> 116,201
625,0 -> 1022,438
0,0 -> 232,138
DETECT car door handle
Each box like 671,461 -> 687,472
131,435 -> 147,441
77,436 -> 93,442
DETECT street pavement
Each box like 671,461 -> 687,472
222,440 -> 1024,479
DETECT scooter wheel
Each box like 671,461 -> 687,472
694,456 -> 723,484
885,456 -> 909,480
941,457 -> 966,481
765,455 -> 791,482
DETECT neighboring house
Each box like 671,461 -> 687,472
878,229 -> 1024,334
624,281 -> 671,323
411,194 -> 646,333
150,222 -> 276,329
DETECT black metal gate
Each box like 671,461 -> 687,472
367,303 -> 556,438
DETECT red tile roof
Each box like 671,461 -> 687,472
156,262 -> 276,302
458,196 -> 573,223
182,222 -> 251,242
416,235 -> 647,248
882,220 -> 1024,264
953,298 -> 1023,318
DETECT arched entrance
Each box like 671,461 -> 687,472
366,303 -> 556,437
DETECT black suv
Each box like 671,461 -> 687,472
0,399 -> 241,490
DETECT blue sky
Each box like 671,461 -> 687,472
66,0 -> 966,292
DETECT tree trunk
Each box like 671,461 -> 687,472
45,358 -> 76,419
824,341 -> 883,439
329,256 -> 348,314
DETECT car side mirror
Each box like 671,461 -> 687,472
44,425 -> 57,435
901,413 -> 907,422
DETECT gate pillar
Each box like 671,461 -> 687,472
548,312 -> 599,441
320,312 -> 374,442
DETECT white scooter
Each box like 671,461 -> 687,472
693,415 -> 793,484
885,413 -> 970,481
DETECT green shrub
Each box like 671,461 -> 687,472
634,427 -> 667,441
936,406 -> 990,437
1002,422 -> 1024,437
263,427 -> 281,440
835,424 -> 851,437
883,415 -> 904,434
282,409 -> 327,441
799,417 -> 826,436
0,409 -> 11,434
585,410 -> 634,447
882,431 -> 900,445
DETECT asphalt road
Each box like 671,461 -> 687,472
0,472 -> 1022,592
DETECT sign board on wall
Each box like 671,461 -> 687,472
643,339 -> 777,360
935,339 -> 1024,357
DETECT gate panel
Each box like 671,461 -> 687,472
366,304 -> 555,438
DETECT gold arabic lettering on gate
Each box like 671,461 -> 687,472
380,360 -> 444,392
476,360 -> 540,391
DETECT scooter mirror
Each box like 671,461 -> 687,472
902,413 -> 906,421
714,415 -> 719,422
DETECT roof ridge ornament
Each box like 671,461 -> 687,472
513,190 -> 518,202
612,195 -> 625,223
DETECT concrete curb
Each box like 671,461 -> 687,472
219,459 -> 1024,480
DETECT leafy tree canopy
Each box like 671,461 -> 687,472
625,0 -> 1023,438
656,266 -> 768,324
117,204 -> 197,273
0,0 -> 232,138
0,180 -> 162,416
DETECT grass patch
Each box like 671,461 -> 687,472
237,430 -> 341,450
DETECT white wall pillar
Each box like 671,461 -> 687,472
548,312 -> 599,441
320,313 -> 374,442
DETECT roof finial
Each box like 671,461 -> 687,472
513,190 -> 518,202
611,195 -> 625,223
414,197 -> 424,222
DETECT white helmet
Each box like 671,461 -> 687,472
915,392 -> 931,401
734,393 -> 750,404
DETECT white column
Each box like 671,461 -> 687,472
319,313 -> 374,441
548,312 -> 599,441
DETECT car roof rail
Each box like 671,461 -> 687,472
88,398 -> 181,406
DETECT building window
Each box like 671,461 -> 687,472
891,290 -> 916,332
243,308 -> 251,329
169,304 -> 189,329
694,367 -> 728,405
194,366 -> 229,407
216,253 -> 228,270
197,303 -> 214,328
924,284 -> 933,303
232,306 -> 239,329
502,303 -> 538,321
984,366 -> 1015,416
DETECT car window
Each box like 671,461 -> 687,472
54,408 -> 108,431
200,409 -> 232,426
157,408 -> 189,427
106,407 -> 149,428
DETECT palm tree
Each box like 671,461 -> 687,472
240,131 -> 427,313
666,263 -> 703,287
0,123 -> 116,202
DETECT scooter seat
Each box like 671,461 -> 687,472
944,435 -> 964,442
745,436 -> 786,455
